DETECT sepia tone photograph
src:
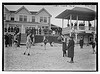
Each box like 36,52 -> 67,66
2,3 -> 98,72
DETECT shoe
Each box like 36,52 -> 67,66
67,61 -> 74,63
28,53 -> 30,56
24,53 -> 25,55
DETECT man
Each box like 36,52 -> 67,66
79,37 -> 84,48
4,33 -> 9,47
67,36 -> 75,63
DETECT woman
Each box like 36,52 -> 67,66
67,37 -> 75,63
43,35 -> 48,50
24,33 -> 32,56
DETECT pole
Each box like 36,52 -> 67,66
62,19 -> 64,34
70,14 -> 72,37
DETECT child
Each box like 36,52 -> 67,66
43,35 -> 48,50
24,33 -> 32,56
91,40 -> 95,54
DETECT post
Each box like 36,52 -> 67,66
76,15 -> 79,30
62,19 -> 64,34
70,14 -> 72,36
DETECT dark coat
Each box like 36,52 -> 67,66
68,40 -> 75,58
79,39 -> 84,46
5,34 -> 9,44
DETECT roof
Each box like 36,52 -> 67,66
56,7 -> 96,21
15,6 -> 31,14
37,8 -> 52,17
5,6 -> 52,16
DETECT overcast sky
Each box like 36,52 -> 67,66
5,5 -> 96,27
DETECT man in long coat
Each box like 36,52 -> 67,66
67,37 -> 75,63
79,37 -> 84,48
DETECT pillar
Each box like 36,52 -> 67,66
21,25 -> 25,33
75,33 -> 78,43
76,15 -> 79,30
62,19 -> 64,34
70,14 -> 72,36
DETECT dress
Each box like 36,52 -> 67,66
26,35 -> 32,48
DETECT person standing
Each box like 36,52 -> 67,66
90,39 -> 95,54
4,33 -> 9,47
67,37 -> 75,63
79,37 -> 84,48
61,35 -> 67,57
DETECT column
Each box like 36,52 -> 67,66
62,19 -> 64,34
76,15 -> 79,30
70,14 -> 72,36
75,33 -> 78,43
21,25 -> 25,33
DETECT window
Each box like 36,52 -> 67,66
40,17 -> 43,22
32,16 -> 35,22
11,17 -> 14,21
24,16 -> 27,22
44,17 -> 47,23
40,17 -> 47,23
19,15 -> 23,21
19,15 -> 27,22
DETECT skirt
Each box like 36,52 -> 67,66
26,42 -> 31,48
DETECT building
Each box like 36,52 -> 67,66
56,6 -> 97,44
4,6 -> 52,35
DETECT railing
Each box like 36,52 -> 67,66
73,26 -> 95,31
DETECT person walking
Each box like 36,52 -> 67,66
24,33 -> 32,56
43,35 -> 48,50
67,36 -> 75,63
61,35 -> 67,57
79,37 -> 84,48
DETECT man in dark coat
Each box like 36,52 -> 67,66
17,32 -> 21,47
8,34 -> 13,47
67,37 -> 75,63
79,37 -> 84,48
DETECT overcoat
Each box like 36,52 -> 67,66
79,39 -> 84,46
68,40 -> 75,58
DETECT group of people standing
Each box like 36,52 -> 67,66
61,35 -> 75,63
4,25 -> 21,48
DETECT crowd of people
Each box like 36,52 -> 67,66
4,25 -> 96,63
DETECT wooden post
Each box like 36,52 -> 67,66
62,19 -> 64,34
70,14 -> 72,36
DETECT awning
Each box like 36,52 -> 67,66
56,7 -> 96,21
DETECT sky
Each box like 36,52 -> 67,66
4,5 -> 96,28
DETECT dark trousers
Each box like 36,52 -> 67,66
63,50 -> 66,57
71,57 -> 73,61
